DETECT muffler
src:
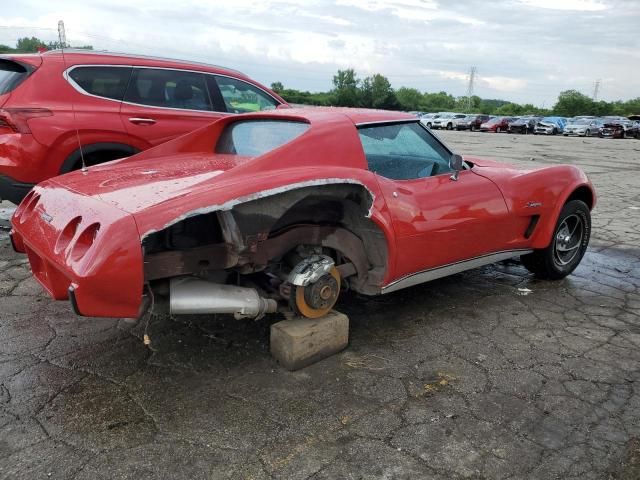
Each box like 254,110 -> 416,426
170,277 -> 278,319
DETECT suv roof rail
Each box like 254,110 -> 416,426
42,48 -> 246,76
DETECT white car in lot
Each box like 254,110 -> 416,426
431,113 -> 467,130
419,113 -> 439,128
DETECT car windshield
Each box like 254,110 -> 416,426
215,120 -> 309,157
358,122 -> 452,180
573,119 -> 591,125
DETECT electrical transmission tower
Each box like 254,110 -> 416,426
592,79 -> 601,102
58,20 -> 67,49
466,66 -> 477,110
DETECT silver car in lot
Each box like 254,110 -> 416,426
563,119 -> 604,137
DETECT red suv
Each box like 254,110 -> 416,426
0,50 -> 287,204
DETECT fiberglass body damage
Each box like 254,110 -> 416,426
10,108 -> 595,318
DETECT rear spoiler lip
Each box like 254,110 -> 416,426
0,54 -> 43,69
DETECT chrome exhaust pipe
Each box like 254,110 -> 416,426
170,277 -> 278,319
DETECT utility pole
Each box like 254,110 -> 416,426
466,66 -> 477,111
57,20 -> 67,49
592,79 -> 601,102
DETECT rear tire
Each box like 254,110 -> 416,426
521,200 -> 590,279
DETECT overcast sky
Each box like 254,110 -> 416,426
2,0 -> 638,106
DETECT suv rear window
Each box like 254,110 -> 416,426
215,120 -> 308,156
68,66 -> 132,100
0,60 -> 32,95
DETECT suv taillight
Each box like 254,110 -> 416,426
0,108 -> 53,134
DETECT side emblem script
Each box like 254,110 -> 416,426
525,201 -> 543,208
40,212 -> 53,223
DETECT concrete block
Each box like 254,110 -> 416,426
270,310 -> 349,371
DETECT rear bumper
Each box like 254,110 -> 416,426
10,184 -> 145,318
0,174 -> 34,204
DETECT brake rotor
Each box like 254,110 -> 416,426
292,267 -> 341,318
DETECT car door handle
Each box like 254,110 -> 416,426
128,117 -> 156,125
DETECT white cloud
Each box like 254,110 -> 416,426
518,0 -> 608,11
480,76 -> 528,92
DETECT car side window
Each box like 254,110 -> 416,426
68,66 -> 132,101
213,76 -> 278,113
124,68 -> 212,111
358,123 -> 453,181
216,120 -> 308,156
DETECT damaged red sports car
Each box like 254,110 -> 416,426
10,108 -> 595,320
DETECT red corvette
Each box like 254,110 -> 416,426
10,108 -> 595,320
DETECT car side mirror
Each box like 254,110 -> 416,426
449,154 -> 463,181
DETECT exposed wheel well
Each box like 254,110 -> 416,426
566,186 -> 594,210
60,143 -> 140,173
142,183 -> 389,294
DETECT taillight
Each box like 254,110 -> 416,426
70,223 -> 100,261
18,192 -> 40,223
0,108 -> 53,134
13,189 -> 36,218
55,216 -> 82,254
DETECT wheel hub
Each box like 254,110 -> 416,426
553,214 -> 584,266
304,274 -> 339,310
292,266 -> 341,318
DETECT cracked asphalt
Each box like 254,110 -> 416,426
1,131 -> 640,479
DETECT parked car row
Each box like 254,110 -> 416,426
414,112 -> 640,139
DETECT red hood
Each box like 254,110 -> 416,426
51,152 -> 252,214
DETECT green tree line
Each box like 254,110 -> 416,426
0,36 -> 92,54
272,69 -> 640,117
